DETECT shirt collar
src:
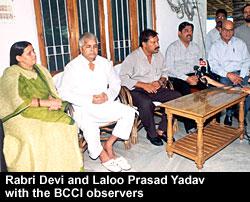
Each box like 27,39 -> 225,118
80,54 -> 98,65
139,47 -> 156,62
219,37 -> 235,46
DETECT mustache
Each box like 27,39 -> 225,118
155,46 -> 160,50
187,35 -> 192,38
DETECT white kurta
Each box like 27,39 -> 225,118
58,55 -> 135,159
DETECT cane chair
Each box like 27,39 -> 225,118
114,65 -> 179,145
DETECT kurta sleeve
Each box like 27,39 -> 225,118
58,63 -> 93,107
106,63 -> 121,101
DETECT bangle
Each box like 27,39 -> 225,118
37,98 -> 40,107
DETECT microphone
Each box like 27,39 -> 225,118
193,65 -> 207,86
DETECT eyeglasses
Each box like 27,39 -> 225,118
216,16 -> 226,19
221,28 -> 234,33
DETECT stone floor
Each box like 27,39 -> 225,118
83,112 -> 250,172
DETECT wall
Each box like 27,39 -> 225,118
156,0 -> 207,58
0,0 -> 207,75
0,0 -> 40,75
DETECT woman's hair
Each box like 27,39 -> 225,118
10,41 -> 32,66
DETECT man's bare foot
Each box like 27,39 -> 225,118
156,129 -> 164,137
103,142 -> 116,159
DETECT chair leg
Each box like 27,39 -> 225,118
131,117 -> 140,145
124,139 -> 131,150
172,118 -> 179,134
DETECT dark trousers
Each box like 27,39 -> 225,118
169,76 -> 207,96
220,74 -> 250,118
130,87 -> 181,138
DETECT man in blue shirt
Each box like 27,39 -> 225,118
208,20 -> 250,127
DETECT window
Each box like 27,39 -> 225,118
34,0 -> 155,71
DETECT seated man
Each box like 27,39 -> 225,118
58,32 -> 135,172
165,21 -> 206,132
202,75 -> 250,141
165,21 -> 205,96
208,20 -> 250,126
120,29 -> 182,146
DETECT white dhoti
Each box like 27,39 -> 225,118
73,101 -> 135,159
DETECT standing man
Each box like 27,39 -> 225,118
235,4 -> 250,53
120,29 -> 181,146
58,32 -> 135,172
208,20 -> 250,126
205,9 -> 228,57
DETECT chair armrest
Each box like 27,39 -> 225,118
165,79 -> 174,90
118,86 -> 134,107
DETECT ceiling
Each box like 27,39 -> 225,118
207,0 -> 233,18
207,0 -> 250,18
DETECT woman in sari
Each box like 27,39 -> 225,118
0,41 -> 83,172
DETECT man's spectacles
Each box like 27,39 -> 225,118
221,28 -> 234,33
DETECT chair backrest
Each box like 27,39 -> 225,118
0,119 -> 7,172
52,71 -> 64,90
114,64 -> 122,76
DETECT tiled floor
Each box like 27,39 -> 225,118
83,112 -> 250,172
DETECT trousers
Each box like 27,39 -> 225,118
73,101 -> 135,159
130,87 -> 181,138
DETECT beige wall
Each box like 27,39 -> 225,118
156,0 -> 207,58
0,0 -> 40,75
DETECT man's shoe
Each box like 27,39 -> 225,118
146,135 -> 163,146
158,132 -> 175,143
102,159 -> 122,172
115,156 -> 131,171
224,115 -> 232,126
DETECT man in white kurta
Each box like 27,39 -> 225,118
58,33 -> 135,172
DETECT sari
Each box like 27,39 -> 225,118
0,64 -> 83,172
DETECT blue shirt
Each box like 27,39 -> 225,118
208,37 -> 250,78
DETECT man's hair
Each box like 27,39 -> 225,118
139,29 -> 158,47
242,4 -> 250,13
79,32 -> 98,48
178,22 -> 194,32
216,9 -> 228,18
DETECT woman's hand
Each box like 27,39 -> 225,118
242,87 -> 250,94
48,96 -> 62,110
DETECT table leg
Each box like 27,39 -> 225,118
195,121 -> 204,170
167,112 -> 173,158
239,100 -> 244,140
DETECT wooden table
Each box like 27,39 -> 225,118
161,88 -> 247,169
